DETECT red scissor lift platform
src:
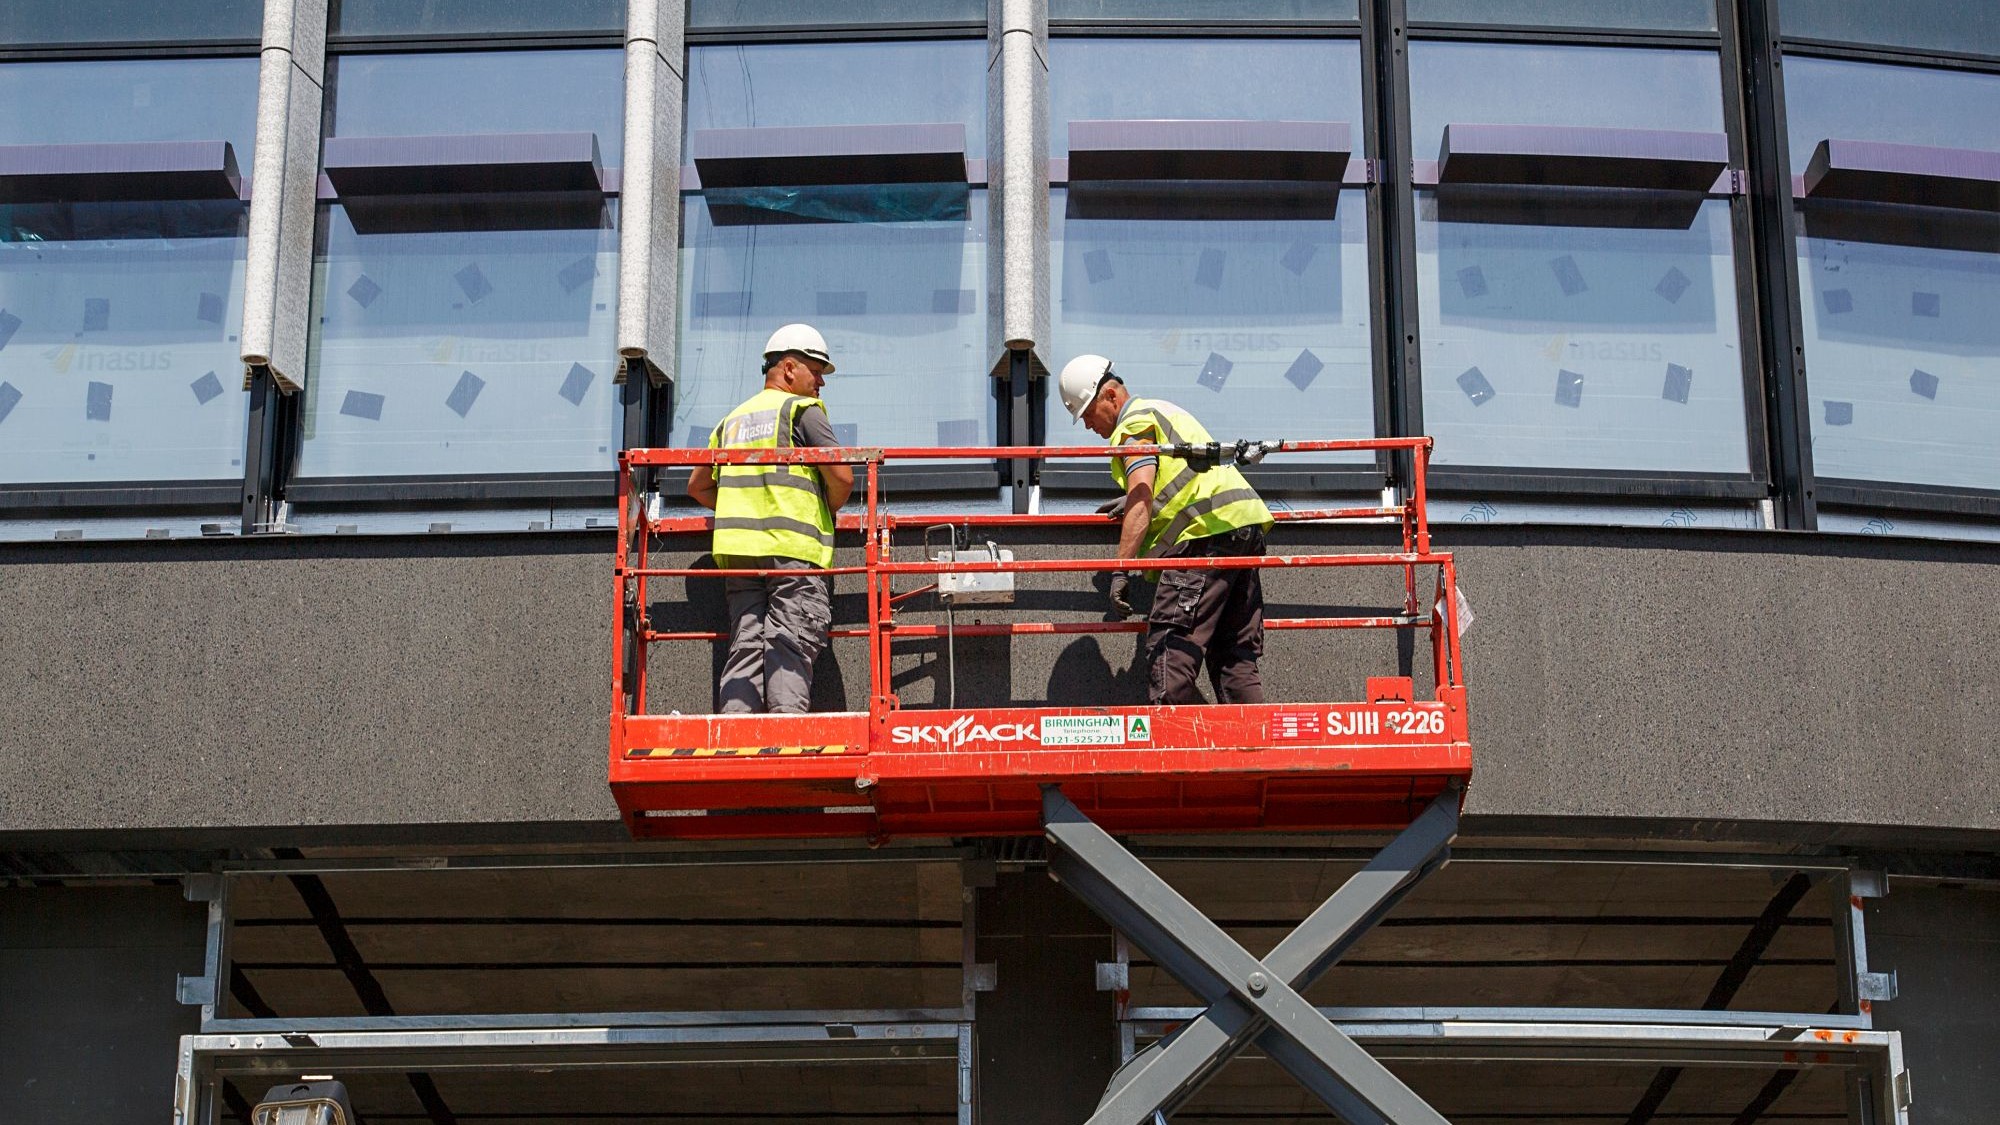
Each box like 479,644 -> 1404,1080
611,437 -> 1470,841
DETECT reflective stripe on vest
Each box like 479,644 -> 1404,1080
710,388 -> 836,567
1109,397 -> 1273,556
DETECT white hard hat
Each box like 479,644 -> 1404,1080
1058,354 -> 1116,423
762,323 -> 835,374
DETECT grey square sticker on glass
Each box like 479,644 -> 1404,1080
1457,266 -> 1488,299
1283,349 -> 1325,392
347,275 -> 383,308
1549,256 -> 1587,297
1083,248 -> 1114,284
1822,288 -> 1853,315
1196,352 -> 1234,393
833,422 -> 859,446
1912,291 -> 1941,318
1195,248 -> 1226,291
1662,363 -> 1693,405
454,263 -> 493,304
0,309 -> 19,352
0,381 -> 19,425
1824,400 -> 1854,426
85,380 -> 113,421
937,418 -> 982,444
557,256 -> 597,295
190,371 -> 225,405
1280,241 -> 1317,276
446,370 -> 486,417
558,362 -> 596,406
932,288 -> 975,315
1554,369 -> 1584,409
817,290 -> 867,316
1456,366 -> 1495,406
197,292 -> 226,324
1909,368 -> 1939,400
1655,266 -> 1691,304
683,423 -> 713,448
82,297 -> 111,333
340,390 -> 386,421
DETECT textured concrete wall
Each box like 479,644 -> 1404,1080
0,885 -> 205,1121
1,524 -> 1996,843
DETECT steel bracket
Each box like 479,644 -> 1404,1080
1042,783 -> 1462,1125
1858,970 -> 1898,1002
177,973 -> 216,1007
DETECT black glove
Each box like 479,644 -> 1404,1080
1107,571 -> 1136,619
1096,495 -> 1127,519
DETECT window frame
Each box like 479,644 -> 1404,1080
0,36 -> 262,517
1778,37 -> 2000,521
1038,26 -> 1392,498
1395,10 -> 1777,507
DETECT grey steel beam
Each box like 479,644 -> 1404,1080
615,0 -> 685,388
1043,787 -> 1450,1125
1092,790 -> 1458,1123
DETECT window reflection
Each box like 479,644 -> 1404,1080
0,56 -> 260,160
298,204 -> 620,478
687,40 -> 986,159
676,189 -> 992,449
1407,41 -> 1750,474
327,50 -> 626,165
1786,57 -> 2000,492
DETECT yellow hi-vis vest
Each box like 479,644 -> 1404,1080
1109,397 -> 1273,557
709,387 -> 836,567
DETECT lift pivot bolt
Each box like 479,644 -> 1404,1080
1246,971 -> 1269,995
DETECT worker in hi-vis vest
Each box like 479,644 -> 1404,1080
1058,354 -> 1275,706
688,324 -> 853,713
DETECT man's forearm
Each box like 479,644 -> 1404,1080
1117,488 -> 1152,561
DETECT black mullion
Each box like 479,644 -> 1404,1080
1403,24 -> 1721,48
1046,24 -> 1360,38
1361,0 -> 1423,495
1715,0 -> 1778,499
1778,37 -> 2000,74
323,34 -> 624,54
1816,480 -> 2000,522
1731,0 -> 1817,529
687,25 -> 988,46
0,42 -> 261,62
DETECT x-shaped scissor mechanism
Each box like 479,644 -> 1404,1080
1042,784 -> 1464,1125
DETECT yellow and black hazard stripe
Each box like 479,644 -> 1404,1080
626,745 -> 848,759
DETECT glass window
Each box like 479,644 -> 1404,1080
1408,0 -> 1714,33
330,0 -> 623,37
298,50 -> 624,480
686,39 -> 986,160
0,57 -> 260,158
325,49 -> 626,164
0,0 -> 262,45
1047,38 -> 1373,450
1407,41 -> 1752,475
1049,38 -> 1358,157
1785,58 -> 2000,492
677,41 -> 991,450
691,1 -> 985,29
0,57 -> 258,487
1051,0 -> 1357,22
1779,0 -> 2000,59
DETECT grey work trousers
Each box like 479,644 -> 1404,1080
1145,527 -> 1267,706
718,556 -> 832,714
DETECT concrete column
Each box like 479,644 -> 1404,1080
987,0 -> 1050,370
238,0 -> 328,392
975,868 -> 1117,1124
614,0 -> 686,387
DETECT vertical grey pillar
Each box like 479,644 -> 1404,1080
989,0 -> 1048,511
239,0 -> 327,393
988,0 -> 1049,365
615,0 -> 686,388
976,868 -> 1117,1124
